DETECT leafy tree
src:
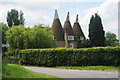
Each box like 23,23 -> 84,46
6,25 -> 25,50
31,24 -> 56,48
19,10 -> 25,25
80,39 -> 91,48
0,23 -> 9,56
89,13 -> 105,47
105,32 -> 119,46
6,24 -> 56,51
0,22 -> 8,44
6,9 -> 25,28
44,25 -> 51,32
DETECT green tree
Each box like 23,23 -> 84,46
19,10 -> 25,25
105,32 -> 119,46
6,24 -> 56,51
0,23 -> 8,56
6,25 -> 25,50
31,24 -> 56,48
81,39 -> 91,48
0,22 -> 8,44
89,13 -> 105,46
6,9 -> 25,28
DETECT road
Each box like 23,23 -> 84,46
23,66 -> 118,78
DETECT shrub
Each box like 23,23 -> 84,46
6,47 -> 120,67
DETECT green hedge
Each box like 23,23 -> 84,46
6,47 -> 120,66
7,56 -> 20,60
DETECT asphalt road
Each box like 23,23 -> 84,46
23,66 -> 118,78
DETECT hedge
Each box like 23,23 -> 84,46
5,47 -> 120,66
7,56 -> 20,64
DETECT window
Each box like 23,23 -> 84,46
68,36 -> 74,40
69,43 -> 74,48
80,36 -> 84,40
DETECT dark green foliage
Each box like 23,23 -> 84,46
80,39 -> 91,48
0,22 -> 8,44
19,11 -> 25,25
105,32 -> 119,46
2,47 -> 8,57
6,24 -> 56,51
6,47 -> 120,67
89,13 -> 105,47
6,9 -> 25,27
0,23 -> 9,56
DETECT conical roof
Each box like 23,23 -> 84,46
51,9 -> 64,41
63,12 -> 74,36
73,14 -> 85,39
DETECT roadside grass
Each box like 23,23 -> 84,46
2,62 -> 64,80
53,66 -> 118,71
23,64 -> 118,71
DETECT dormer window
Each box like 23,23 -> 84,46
68,36 -> 74,40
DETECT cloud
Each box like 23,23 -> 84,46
79,0 -> 118,38
65,8 -> 82,25
0,0 -> 118,39
0,0 -> 112,2
0,2 -> 59,27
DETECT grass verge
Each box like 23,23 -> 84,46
53,66 -> 118,71
22,64 -> 118,71
2,61 -> 64,80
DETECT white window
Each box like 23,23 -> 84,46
80,36 -> 84,40
68,36 -> 74,40
69,43 -> 74,48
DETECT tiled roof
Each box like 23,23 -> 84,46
73,14 -> 85,39
51,19 -> 65,41
73,23 -> 85,38
63,12 -> 74,36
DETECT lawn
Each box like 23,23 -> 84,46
2,61 -> 64,80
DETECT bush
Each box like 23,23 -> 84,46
2,47 -> 8,57
6,47 -> 120,67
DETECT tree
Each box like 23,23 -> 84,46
0,22 -> 8,44
31,24 -> 56,48
89,13 -> 105,47
105,32 -> 119,46
0,23 -> 9,55
6,24 -> 56,51
80,39 -> 91,48
6,9 -> 25,28
19,10 -> 25,25
6,25 -> 25,50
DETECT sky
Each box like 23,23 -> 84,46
0,0 -> 119,39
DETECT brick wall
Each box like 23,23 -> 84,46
57,41 -> 65,47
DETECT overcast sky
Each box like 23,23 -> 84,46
0,0 -> 119,39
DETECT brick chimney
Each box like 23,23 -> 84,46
64,30 -> 68,48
